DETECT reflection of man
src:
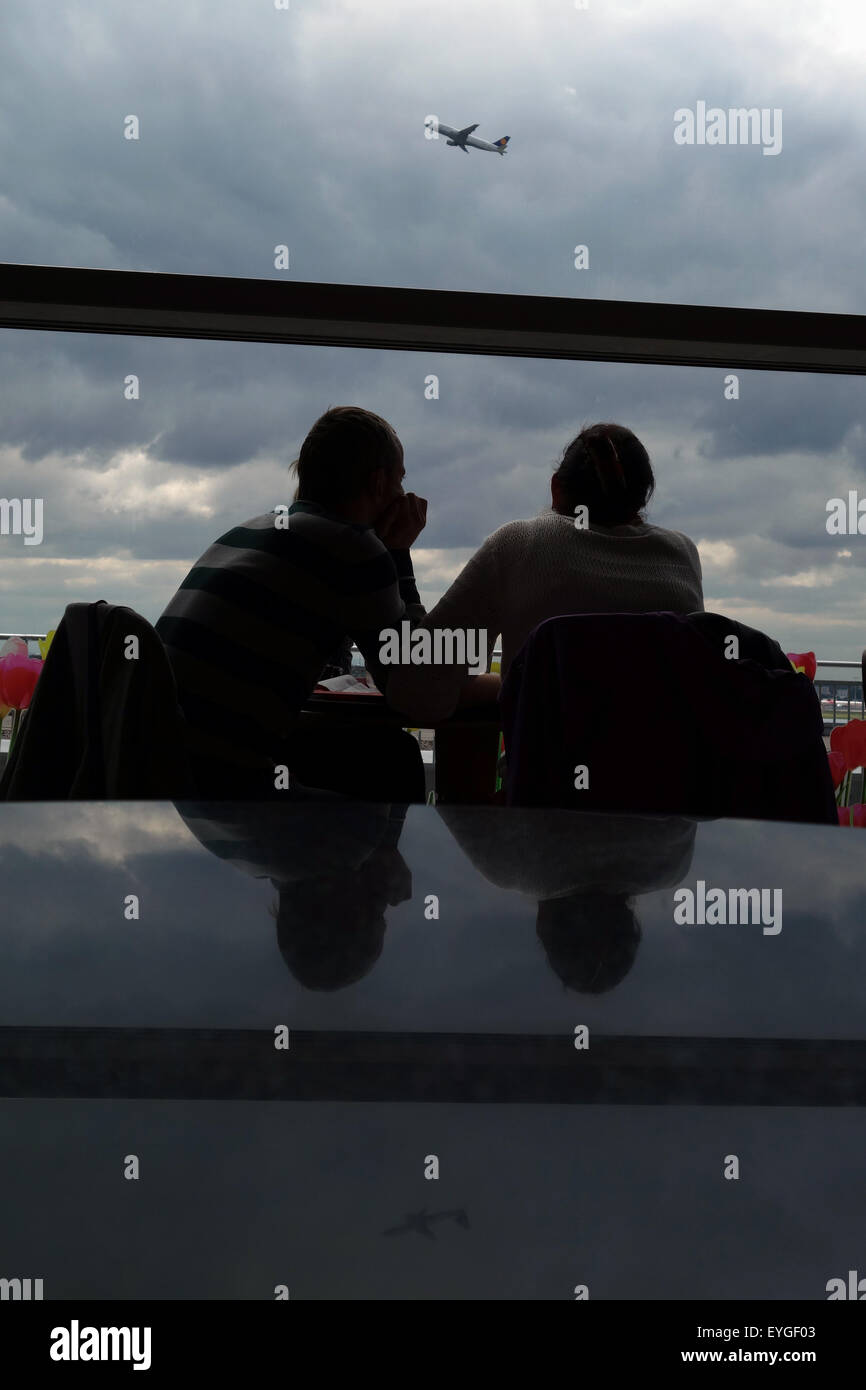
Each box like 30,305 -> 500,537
438,807 -> 697,993
174,798 -> 412,990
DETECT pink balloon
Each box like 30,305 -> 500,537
0,653 -> 43,709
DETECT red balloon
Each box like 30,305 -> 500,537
830,718 -> 866,773
0,654 -> 42,709
786,650 -> 817,681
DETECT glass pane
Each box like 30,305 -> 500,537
1,329 -> 864,662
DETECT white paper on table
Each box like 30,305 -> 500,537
314,673 -> 381,695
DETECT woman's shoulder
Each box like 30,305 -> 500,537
641,523 -> 700,554
486,510 -> 571,542
481,514 -> 700,560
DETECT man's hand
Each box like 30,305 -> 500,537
375,492 -> 428,549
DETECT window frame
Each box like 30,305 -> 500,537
1,261 -> 864,373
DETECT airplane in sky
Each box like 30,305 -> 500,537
436,122 -> 510,156
383,1208 -> 471,1239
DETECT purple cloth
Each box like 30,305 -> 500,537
499,611 -> 837,824
0,601 -> 195,799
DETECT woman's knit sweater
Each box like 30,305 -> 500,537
387,509 -> 703,722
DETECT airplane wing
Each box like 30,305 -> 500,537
454,123 -> 479,140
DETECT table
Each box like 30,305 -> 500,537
302,692 -> 502,802
0,800 -> 864,1299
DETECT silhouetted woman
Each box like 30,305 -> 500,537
388,422 -> 703,722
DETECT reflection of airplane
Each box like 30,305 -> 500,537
383,1208 -> 470,1239
436,122 -> 510,155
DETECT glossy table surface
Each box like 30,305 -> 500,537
1,800 -> 864,1042
1,801 -> 864,1298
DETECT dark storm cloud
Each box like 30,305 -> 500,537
0,331 -> 329,466
694,374 -> 865,462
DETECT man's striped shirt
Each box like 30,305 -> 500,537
156,502 -> 424,772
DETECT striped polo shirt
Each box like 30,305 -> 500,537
156,502 -> 424,772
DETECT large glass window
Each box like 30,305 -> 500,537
1,327 -> 863,665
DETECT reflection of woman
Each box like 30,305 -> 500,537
174,799 -> 411,990
389,423 -> 704,723
438,807 -> 697,993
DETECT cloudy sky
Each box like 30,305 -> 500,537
1,0 -> 866,657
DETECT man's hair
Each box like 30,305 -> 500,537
270,873 -> 387,990
553,422 -> 654,526
536,892 -> 641,992
294,406 -> 402,507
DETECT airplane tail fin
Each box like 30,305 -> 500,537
494,136 -> 510,154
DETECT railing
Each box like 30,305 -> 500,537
815,660 -> 864,729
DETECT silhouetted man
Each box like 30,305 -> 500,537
157,406 -> 427,800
